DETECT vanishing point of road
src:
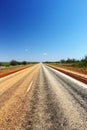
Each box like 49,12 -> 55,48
0,63 -> 87,130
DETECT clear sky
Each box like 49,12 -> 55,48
0,0 -> 87,61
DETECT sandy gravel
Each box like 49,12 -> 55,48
0,64 -> 39,130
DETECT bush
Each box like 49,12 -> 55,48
0,62 -> 2,66
22,61 -> 27,65
10,60 -> 18,66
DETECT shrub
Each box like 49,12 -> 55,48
22,61 -> 27,65
10,60 -> 18,66
0,62 -> 2,66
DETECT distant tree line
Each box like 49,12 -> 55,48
0,60 -> 38,67
44,55 -> 87,68
10,60 -> 28,66
60,56 -> 87,63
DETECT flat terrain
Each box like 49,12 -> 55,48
0,63 -> 87,130
0,65 -> 33,78
47,64 -> 87,75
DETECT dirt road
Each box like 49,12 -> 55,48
0,63 -> 87,130
17,63 -> 87,130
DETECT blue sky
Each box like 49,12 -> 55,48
0,0 -> 87,61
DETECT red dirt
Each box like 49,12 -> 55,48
48,65 -> 87,84
57,65 -> 87,75
0,65 -> 33,78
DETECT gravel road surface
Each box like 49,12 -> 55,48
0,63 -> 87,130
17,63 -> 87,130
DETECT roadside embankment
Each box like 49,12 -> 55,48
47,64 -> 87,84
0,64 -> 35,78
